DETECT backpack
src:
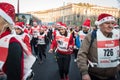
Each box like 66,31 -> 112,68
75,34 -> 81,48
89,30 -> 97,48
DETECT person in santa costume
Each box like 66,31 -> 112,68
0,2 -> 36,80
51,22 -> 63,42
36,26 -> 49,64
0,2 -> 23,80
78,18 -> 91,42
14,22 -> 36,80
77,13 -> 120,80
49,23 -> 74,80
30,20 -> 40,57
114,24 -> 120,30
15,22 -> 31,53
24,24 -> 32,36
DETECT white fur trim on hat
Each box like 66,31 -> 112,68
95,20 -> 99,26
0,9 -> 14,25
60,26 -> 67,29
15,25 -> 24,31
98,16 -> 115,25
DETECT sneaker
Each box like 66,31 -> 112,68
60,78 -> 64,80
26,71 -> 34,80
35,56 -> 38,59
65,75 -> 69,80
74,59 -> 77,62
0,72 -> 7,80
39,60 -> 43,64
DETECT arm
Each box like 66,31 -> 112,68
50,39 -> 57,50
68,33 -> 74,50
45,34 -> 49,44
4,37 -> 23,80
77,34 -> 91,76
49,37 -> 57,53
23,35 -> 32,53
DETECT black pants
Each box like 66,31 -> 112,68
73,49 -> 79,59
56,53 -> 71,79
89,73 -> 117,80
37,44 -> 46,61
5,43 -> 23,80
31,38 -> 38,56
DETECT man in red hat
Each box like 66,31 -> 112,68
78,18 -> 91,42
77,13 -> 120,80
0,2 -> 30,80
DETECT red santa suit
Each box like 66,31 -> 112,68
0,2 -> 25,80
15,22 -> 36,80
49,23 -> 74,80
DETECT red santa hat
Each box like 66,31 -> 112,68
15,22 -> 25,31
59,23 -> 67,29
26,24 -> 31,28
0,2 -> 15,25
97,13 -> 115,25
56,22 -> 63,26
82,19 -> 91,29
42,25 -> 47,29
114,24 -> 119,28
40,26 -> 45,30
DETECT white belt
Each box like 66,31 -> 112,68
88,60 -> 98,67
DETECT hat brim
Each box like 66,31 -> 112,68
0,9 -> 14,25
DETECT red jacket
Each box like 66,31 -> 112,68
0,30 -> 24,80
50,31 -> 74,54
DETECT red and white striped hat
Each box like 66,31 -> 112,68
56,22 -> 63,26
82,19 -> 91,29
0,2 -> 15,25
59,23 -> 67,29
15,22 -> 25,31
97,13 -> 115,25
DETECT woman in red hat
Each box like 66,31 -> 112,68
49,23 -> 74,80
0,2 -> 27,80
14,21 -> 36,80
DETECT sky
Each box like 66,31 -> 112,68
0,0 -> 120,13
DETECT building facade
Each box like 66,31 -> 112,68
27,3 -> 120,26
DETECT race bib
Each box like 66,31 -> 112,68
97,29 -> 120,68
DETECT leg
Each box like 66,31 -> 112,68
42,45 -> 46,59
33,38 -> 38,56
38,45 -> 42,61
73,49 -> 78,62
56,53 -> 64,79
74,49 -> 78,59
63,55 -> 71,80
5,43 -> 23,80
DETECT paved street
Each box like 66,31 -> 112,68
32,45 -> 82,80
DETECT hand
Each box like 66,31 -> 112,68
82,74 -> 91,80
68,46 -> 73,51
0,71 -> 4,75
35,45 -> 37,47
48,49 -> 53,53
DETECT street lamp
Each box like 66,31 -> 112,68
62,1 -> 65,23
17,0 -> 19,14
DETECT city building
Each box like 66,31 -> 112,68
27,3 -> 120,26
